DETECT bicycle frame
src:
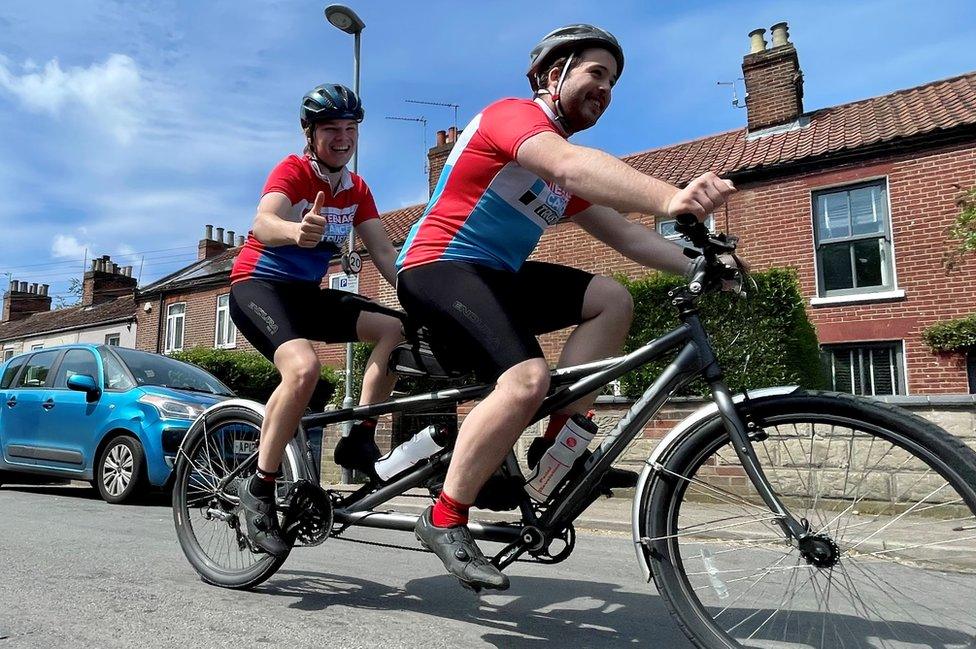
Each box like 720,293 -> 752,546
221,293 -> 810,565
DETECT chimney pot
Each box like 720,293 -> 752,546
41,284 -> 49,296
237,235 -> 245,247
748,28 -> 767,54
29,283 -> 37,294
226,230 -> 235,245
435,130 -> 447,146
215,227 -> 225,242
205,224 -> 214,240
770,22 -> 790,48
447,126 -> 458,143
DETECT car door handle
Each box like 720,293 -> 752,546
5,398 -> 15,408
42,399 -> 55,410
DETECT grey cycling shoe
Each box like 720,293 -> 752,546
238,475 -> 290,557
414,507 -> 510,591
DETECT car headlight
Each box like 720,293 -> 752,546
138,394 -> 206,421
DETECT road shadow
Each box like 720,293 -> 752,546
0,482 -> 172,506
261,568 -> 687,648
256,567 -> 971,648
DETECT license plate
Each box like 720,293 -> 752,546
233,439 -> 257,455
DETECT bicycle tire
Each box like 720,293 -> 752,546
642,390 -> 976,649
173,405 -> 299,590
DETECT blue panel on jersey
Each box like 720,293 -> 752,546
440,188 -> 543,271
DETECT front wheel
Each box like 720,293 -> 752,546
642,391 -> 976,649
96,435 -> 147,503
172,405 -> 301,589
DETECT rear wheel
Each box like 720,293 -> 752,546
643,391 -> 976,649
172,405 -> 300,589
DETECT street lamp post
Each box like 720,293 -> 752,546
325,4 -> 366,484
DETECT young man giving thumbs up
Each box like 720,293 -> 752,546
229,84 -> 402,556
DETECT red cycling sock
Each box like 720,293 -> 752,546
543,412 -> 571,442
432,491 -> 471,528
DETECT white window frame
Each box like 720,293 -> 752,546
2,348 -> 14,361
165,302 -> 186,353
821,341 -> 907,396
104,333 -> 121,346
811,179 -> 897,298
214,293 -> 237,349
30,344 -> 44,351
656,214 -> 715,244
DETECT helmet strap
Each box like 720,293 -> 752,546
551,51 -> 576,133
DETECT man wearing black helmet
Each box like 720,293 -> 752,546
229,84 -> 402,556
397,25 -> 741,590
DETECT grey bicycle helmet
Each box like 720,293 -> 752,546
526,24 -> 624,91
300,83 -> 364,128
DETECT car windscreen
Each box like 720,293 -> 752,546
111,348 -> 234,396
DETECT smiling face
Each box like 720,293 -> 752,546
311,119 -> 358,168
546,47 -> 618,132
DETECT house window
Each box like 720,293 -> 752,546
31,344 -> 44,351
657,214 -> 715,245
821,342 -> 905,396
813,181 -> 895,297
165,302 -> 186,353
2,349 -> 13,362
215,294 -> 237,349
105,334 -> 121,346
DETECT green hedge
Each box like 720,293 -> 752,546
170,347 -> 341,410
922,313 -> 976,352
619,267 -> 826,398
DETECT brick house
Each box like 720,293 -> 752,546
0,256 -> 139,359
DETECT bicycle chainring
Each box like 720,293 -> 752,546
282,480 -> 334,547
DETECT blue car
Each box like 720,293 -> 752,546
0,344 -> 234,503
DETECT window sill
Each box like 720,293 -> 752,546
810,289 -> 905,307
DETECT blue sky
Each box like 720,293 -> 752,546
2,0 -> 975,303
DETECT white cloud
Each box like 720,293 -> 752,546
51,234 -> 93,258
0,54 -> 143,143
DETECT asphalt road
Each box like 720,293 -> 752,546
0,483 -> 693,649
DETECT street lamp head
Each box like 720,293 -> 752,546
325,4 -> 365,34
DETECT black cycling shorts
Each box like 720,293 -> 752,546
229,279 -> 363,361
396,261 -> 594,382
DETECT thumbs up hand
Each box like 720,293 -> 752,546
296,191 -> 327,248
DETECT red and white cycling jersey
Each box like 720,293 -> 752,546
231,154 -> 379,284
396,98 -> 591,273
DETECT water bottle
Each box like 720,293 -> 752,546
525,413 -> 598,502
374,425 -> 450,481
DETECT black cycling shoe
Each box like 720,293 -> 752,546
334,420 -> 381,481
414,506 -> 510,592
238,475 -> 290,557
527,437 -> 639,490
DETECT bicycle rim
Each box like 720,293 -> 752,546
174,417 -> 295,586
649,399 -> 976,649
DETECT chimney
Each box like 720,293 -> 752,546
2,279 -> 52,322
198,223 -> 231,260
82,255 -> 138,307
741,22 -> 804,132
427,127 -> 458,198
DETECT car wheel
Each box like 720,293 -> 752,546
96,435 -> 147,504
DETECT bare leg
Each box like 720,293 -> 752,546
553,276 -> 633,416
257,338 -> 321,473
441,358 -> 550,503
354,311 -> 403,405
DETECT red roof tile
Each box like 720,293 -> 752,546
0,295 -> 136,342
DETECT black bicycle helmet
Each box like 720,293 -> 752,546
526,24 -> 624,91
300,83 -> 364,128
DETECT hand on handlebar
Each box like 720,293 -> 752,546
667,172 -> 736,220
